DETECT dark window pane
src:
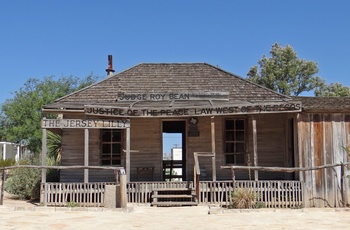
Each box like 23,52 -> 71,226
236,154 -> 244,164
226,131 -> 234,141
102,131 -> 111,142
226,155 -> 234,164
226,120 -> 234,130
102,144 -> 111,154
102,160 -> 110,165
112,144 -> 121,154
236,131 -> 244,141
236,120 -> 244,130
226,143 -> 234,153
112,160 -> 120,165
112,131 -> 121,142
236,143 -> 245,152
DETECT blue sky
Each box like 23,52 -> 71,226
1,1 -> 350,104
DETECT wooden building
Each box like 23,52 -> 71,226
41,62 -> 350,208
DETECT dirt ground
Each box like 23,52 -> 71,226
1,192 -> 350,230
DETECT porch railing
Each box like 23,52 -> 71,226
40,180 -> 302,208
41,182 -> 116,207
198,180 -> 303,208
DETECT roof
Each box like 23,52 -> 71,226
43,63 -> 293,111
293,96 -> 350,112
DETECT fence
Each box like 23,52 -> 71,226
41,182 -> 116,207
198,180 -> 302,208
0,165 -> 125,206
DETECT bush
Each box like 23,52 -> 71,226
4,155 -> 60,200
229,188 -> 257,209
0,158 -> 16,167
4,156 -> 41,200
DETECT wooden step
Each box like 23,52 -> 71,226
152,188 -> 193,191
152,194 -> 194,199
152,201 -> 197,207
151,188 -> 197,207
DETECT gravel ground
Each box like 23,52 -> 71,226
1,193 -> 350,230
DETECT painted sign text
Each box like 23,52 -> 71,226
116,92 -> 229,101
42,119 -> 130,129
85,102 -> 301,117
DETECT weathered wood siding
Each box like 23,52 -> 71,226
189,114 -> 290,181
129,118 -> 162,181
60,114 -> 116,182
254,114 -> 291,180
59,114 -> 291,183
299,113 -> 350,207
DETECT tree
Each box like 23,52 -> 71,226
247,43 -> 324,96
314,82 -> 350,97
0,74 -> 101,154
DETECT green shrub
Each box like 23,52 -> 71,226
4,156 -> 41,200
4,155 -> 60,200
67,201 -> 80,208
229,188 -> 257,209
0,158 -> 16,167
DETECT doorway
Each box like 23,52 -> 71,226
162,121 -> 186,181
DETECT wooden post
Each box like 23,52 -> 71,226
120,174 -> 127,209
41,127 -> 47,205
341,163 -> 348,207
0,169 -> 5,205
84,128 -> 89,183
252,116 -> 258,181
211,116 -> 216,181
196,174 -> 200,202
126,127 -> 131,183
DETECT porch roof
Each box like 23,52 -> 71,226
294,96 -> 350,112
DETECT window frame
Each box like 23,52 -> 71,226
224,118 -> 247,165
100,129 -> 123,166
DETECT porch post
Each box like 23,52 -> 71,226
126,127 -> 130,182
41,127 -> 47,205
211,116 -> 216,181
252,115 -> 258,181
41,128 -> 47,184
84,128 -> 89,183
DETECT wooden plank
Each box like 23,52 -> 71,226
0,170 -> 5,205
252,115 -> 258,180
84,128 -> 89,183
120,174 -> 127,208
211,116 -> 216,181
41,128 -> 47,183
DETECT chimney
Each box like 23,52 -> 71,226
105,55 -> 115,76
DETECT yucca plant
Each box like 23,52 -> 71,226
230,188 -> 256,209
47,130 -> 62,162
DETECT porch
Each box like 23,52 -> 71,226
41,180 -> 303,208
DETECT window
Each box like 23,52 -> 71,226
101,129 -> 122,165
225,119 -> 246,164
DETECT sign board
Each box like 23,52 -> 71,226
84,102 -> 301,118
42,119 -> 130,129
116,92 -> 229,101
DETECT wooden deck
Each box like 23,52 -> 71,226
41,180 -> 303,208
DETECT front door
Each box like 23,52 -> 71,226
162,120 -> 186,181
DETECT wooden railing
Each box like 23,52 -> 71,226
127,180 -> 302,208
198,180 -> 303,208
41,182 -> 117,207
127,181 -> 193,203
